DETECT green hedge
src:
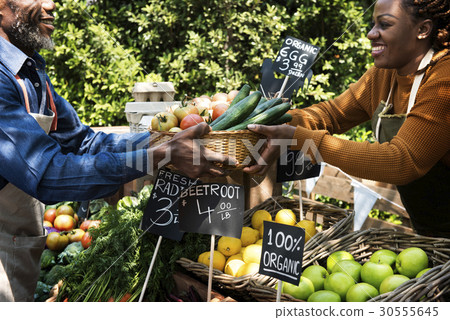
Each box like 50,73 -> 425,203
42,0 -> 375,127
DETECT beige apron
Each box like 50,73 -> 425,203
0,77 -> 56,301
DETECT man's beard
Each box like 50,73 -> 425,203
9,7 -> 54,53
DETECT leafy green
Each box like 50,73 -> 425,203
57,242 -> 84,265
40,249 -> 58,270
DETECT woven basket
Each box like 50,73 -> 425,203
176,196 -> 354,300
149,130 -> 265,170
247,228 -> 450,302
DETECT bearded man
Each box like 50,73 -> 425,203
0,0 -> 233,301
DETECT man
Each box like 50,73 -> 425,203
0,0 -> 234,301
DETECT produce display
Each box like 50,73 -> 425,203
150,84 -> 293,132
196,209 -> 317,278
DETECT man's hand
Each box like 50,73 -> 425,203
148,122 -> 237,179
243,124 -> 296,176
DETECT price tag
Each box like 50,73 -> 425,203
272,36 -> 320,80
140,168 -> 198,241
259,221 -> 305,285
178,183 -> 244,239
77,201 -> 90,220
276,150 -> 321,182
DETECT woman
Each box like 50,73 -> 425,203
244,0 -> 450,237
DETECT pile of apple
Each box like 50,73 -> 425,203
280,247 -> 430,302
150,90 -> 240,132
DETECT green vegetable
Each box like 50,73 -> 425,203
40,249 -> 58,269
57,242 -> 84,265
243,97 -> 282,120
34,281 -> 53,302
225,102 -> 292,131
228,84 -> 251,108
269,112 -> 293,125
44,264 -> 68,287
211,91 -> 262,131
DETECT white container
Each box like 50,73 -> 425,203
132,82 -> 175,102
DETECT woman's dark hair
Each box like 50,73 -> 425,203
402,0 -> 450,64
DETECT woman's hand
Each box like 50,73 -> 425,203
243,124 -> 297,176
148,122 -> 237,179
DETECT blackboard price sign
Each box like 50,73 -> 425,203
259,221 -> 305,285
178,183 -> 244,239
77,201 -> 90,220
276,150 -> 321,182
140,169 -> 198,241
273,36 -> 320,80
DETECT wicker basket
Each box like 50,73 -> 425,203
149,129 -> 265,170
247,228 -> 450,302
176,196 -> 354,300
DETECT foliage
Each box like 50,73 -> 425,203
43,0 -> 375,127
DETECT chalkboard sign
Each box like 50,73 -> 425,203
273,36 -> 320,80
276,150 -> 321,182
77,201 -> 90,220
259,221 -> 305,285
178,183 -> 244,239
140,169 -> 198,241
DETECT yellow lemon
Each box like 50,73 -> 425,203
240,246 -> 247,254
236,262 -> 260,277
243,244 -> 263,264
225,259 -> 246,277
217,236 -> 242,257
226,253 -> 243,264
255,239 -> 263,245
240,226 -> 259,247
251,210 -> 272,230
296,219 -> 317,243
275,209 -> 297,226
197,251 -> 209,264
202,250 -> 226,272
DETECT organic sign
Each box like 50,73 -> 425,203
140,169 -> 198,241
178,183 -> 245,239
276,150 -> 321,182
272,36 -> 320,80
259,221 -> 305,285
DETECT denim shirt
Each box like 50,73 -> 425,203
0,37 -> 149,203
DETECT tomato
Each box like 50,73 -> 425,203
81,231 -> 92,249
44,208 -> 57,224
173,104 -> 199,123
180,114 -> 204,130
67,228 -> 85,243
212,103 -> 229,121
54,214 -> 76,231
56,204 -> 75,217
151,112 -> 178,131
43,220 -> 53,228
79,219 -> 101,231
46,232 -> 69,251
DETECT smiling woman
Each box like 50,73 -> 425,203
244,0 -> 450,238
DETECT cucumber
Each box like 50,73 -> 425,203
244,97 -> 282,120
256,96 -> 268,106
225,102 -> 291,131
209,84 -> 251,127
229,84 -> 251,108
268,112 -> 293,125
211,91 -> 262,131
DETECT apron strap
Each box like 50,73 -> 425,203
407,48 -> 434,113
14,75 -> 58,131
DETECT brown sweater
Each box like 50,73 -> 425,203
288,54 -> 450,185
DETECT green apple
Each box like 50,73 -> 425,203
396,247 -> 429,278
307,290 -> 341,302
281,276 -> 315,301
361,261 -> 394,290
331,260 -> 362,282
324,272 -> 355,302
326,250 -> 354,273
346,283 -> 379,302
379,274 -> 410,294
416,268 -> 431,278
370,249 -> 397,270
302,265 -> 329,291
